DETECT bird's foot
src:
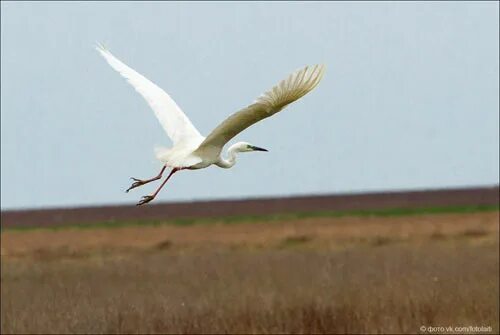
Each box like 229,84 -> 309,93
136,195 -> 155,206
126,177 -> 147,193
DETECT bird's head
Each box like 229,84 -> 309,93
233,141 -> 269,153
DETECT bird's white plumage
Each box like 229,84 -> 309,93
97,43 -> 325,171
95,43 -> 203,147
154,140 -> 204,168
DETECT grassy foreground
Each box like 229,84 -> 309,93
1,210 -> 498,334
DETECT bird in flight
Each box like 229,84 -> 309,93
96,44 -> 325,206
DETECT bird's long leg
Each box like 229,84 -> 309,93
136,168 -> 180,206
126,166 -> 167,193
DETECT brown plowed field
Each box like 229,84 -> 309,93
1,186 -> 499,228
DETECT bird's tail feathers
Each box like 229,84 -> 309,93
154,146 -> 171,162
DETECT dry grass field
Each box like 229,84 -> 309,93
1,211 -> 499,334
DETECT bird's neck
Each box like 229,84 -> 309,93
216,144 -> 240,169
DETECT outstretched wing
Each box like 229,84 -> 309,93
194,64 -> 325,156
96,43 -> 203,145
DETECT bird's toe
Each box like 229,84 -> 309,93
136,195 -> 154,206
126,180 -> 145,193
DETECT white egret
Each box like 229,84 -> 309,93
96,44 -> 325,205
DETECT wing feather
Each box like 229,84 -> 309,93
194,64 -> 325,157
96,43 -> 203,145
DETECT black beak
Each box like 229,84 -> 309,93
251,146 -> 268,152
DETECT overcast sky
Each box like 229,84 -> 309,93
1,1 -> 498,210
